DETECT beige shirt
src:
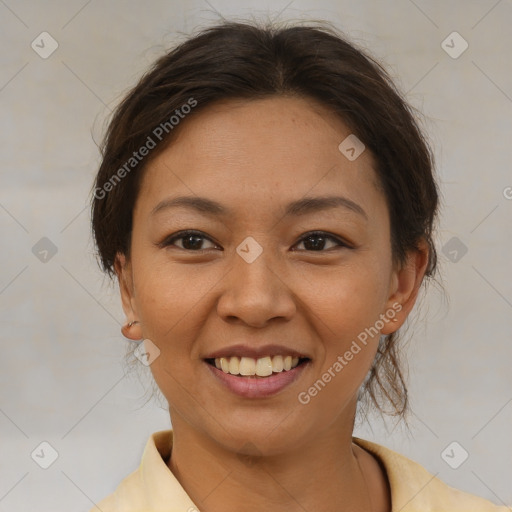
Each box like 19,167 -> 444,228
90,430 -> 509,511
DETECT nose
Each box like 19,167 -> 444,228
216,247 -> 296,328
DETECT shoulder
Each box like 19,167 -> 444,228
89,430 -> 198,512
88,468 -> 145,512
352,437 -> 509,512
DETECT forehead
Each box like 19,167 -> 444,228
136,96 -> 385,221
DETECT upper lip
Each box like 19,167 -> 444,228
204,344 -> 310,360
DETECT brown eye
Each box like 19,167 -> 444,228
161,230 -> 219,251
294,231 -> 348,251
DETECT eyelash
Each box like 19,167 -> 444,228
159,229 -> 351,252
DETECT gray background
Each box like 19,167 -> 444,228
1,1 -> 511,510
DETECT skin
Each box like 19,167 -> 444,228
116,96 -> 429,512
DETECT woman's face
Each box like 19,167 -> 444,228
117,96 -> 425,455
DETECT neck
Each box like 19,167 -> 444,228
166,410 -> 388,512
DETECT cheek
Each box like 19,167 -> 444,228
300,260 -> 389,385
298,273 -> 383,414
131,261 -> 223,402
137,275 -> 204,413
302,260 -> 390,330
132,257 -> 217,344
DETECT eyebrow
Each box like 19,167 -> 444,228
151,195 -> 368,220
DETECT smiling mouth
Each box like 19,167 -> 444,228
205,356 -> 311,378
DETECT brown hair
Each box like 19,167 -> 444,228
90,20 -> 440,420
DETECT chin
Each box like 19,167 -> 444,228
200,408 -> 313,456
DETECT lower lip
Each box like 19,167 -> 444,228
206,361 -> 309,398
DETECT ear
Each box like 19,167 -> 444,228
381,238 -> 430,335
114,252 -> 142,340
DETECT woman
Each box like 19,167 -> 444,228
89,20 -> 507,512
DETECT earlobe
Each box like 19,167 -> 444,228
121,320 -> 142,341
381,240 -> 430,335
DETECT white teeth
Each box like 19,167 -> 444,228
239,357 -> 256,376
213,355 -> 303,377
272,355 -> 284,372
255,356 -> 273,377
228,357 -> 239,375
220,357 -> 229,373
